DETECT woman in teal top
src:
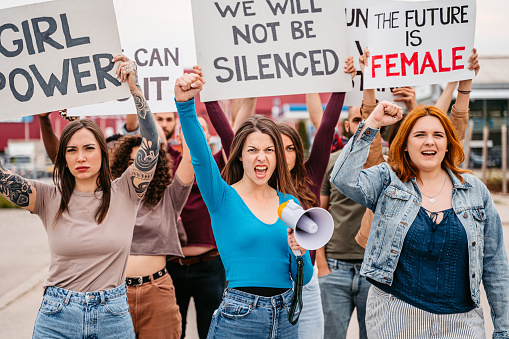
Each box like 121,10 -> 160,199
175,73 -> 313,339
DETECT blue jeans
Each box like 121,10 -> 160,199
207,288 -> 297,339
298,266 -> 324,339
32,284 -> 134,339
318,258 -> 370,339
167,255 -> 226,339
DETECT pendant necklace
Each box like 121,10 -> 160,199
419,174 -> 447,204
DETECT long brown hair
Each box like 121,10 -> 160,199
277,123 -> 318,209
388,106 -> 469,182
222,115 -> 297,196
109,135 -> 172,207
52,119 -> 111,226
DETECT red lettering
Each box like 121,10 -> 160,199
452,46 -> 465,70
401,52 -> 419,76
438,49 -> 451,72
386,54 -> 399,77
420,51 -> 437,74
371,55 -> 383,78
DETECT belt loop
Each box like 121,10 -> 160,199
150,274 -> 156,286
64,290 -> 72,306
252,295 -> 259,309
100,291 -> 105,305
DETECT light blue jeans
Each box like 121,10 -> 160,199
298,265 -> 324,339
318,258 -> 370,339
207,288 -> 297,339
32,284 -> 135,339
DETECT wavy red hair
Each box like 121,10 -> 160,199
388,106 -> 470,182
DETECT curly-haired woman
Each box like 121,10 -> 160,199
109,132 -> 194,339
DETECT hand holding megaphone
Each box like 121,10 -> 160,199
278,200 -> 334,251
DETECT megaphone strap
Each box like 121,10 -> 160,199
288,257 -> 304,325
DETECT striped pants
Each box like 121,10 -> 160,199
366,286 -> 485,339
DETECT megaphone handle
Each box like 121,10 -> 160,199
293,250 -> 302,257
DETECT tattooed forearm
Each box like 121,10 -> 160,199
0,166 -> 33,207
131,139 -> 158,196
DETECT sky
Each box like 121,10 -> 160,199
0,0 -> 507,57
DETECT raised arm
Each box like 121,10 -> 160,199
175,73 -> 229,212
305,56 -> 354,183
38,112 -> 59,163
113,55 -> 160,198
175,130 -> 195,185
0,162 -> 37,211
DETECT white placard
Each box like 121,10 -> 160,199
68,0 -> 197,117
344,0 -> 403,107
0,0 -> 129,122
192,0 -> 353,102
364,0 -> 476,89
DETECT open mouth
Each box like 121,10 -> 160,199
421,150 -> 437,158
254,165 -> 268,179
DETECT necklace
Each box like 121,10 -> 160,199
419,174 -> 447,204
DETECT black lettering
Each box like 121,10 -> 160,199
266,0 -> 290,15
291,21 -> 304,39
274,53 -> 293,78
242,56 -> 257,81
292,52 -> 308,76
451,6 -> 461,24
135,48 -> 148,66
0,72 -> 6,90
29,60 -> 69,96
309,50 -> 323,75
9,68 -> 34,102
0,24 -> 23,57
323,49 -> 339,75
304,21 -> 316,38
21,21 -> 35,55
214,57 -> 234,83
70,56 -> 96,93
214,2 -> 241,17
93,53 -> 121,90
252,24 -> 268,43
150,77 -> 169,100
409,30 -> 421,46
310,0 -> 322,13
258,54 -> 274,79
60,14 -> 90,48
461,5 -> 469,23
234,56 -> 242,81
296,0 -> 308,14
164,48 -> 179,66
243,0 -> 256,16
32,17 -> 64,53
233,25 -> 251,45
143,77 -> 149,100
149,49 -> 163,67
266,22 -> 280,41
426,8 -> 439,25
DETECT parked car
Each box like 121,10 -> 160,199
469,148 -> 501,169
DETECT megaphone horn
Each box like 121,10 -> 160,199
278,200 -> 334,250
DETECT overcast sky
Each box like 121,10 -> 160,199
1,0 -> 508,57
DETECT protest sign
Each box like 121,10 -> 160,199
69,0 -> 196,117
0,0 -> 129,122
364,0 -> 476,89
344,0 -> 404,107
192,0 -> 353,102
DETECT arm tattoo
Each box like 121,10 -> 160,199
130,82 -> 160,196
0,166 -> 33,207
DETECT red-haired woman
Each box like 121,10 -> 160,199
331,100 -> 509,338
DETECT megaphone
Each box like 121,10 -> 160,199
278,200 -> 334,250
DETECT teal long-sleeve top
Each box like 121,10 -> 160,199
177,98 -> 313,288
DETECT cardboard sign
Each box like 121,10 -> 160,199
0,0 -> 129,121
344,0 -> 403,107
364,0 -> 476,89
69,0 -> 196,117
192,0 -> 353,102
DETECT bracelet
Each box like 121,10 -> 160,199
458,89 -> 471,94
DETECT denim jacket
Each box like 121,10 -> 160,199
331,121 -> 509,338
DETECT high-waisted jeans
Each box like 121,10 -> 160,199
32,284 -> 135,339
206,287 -> 297,339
